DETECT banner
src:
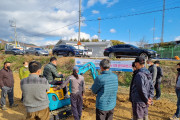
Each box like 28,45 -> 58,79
75,58 -> 133,72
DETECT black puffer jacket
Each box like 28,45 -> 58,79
130,67 -> 154,103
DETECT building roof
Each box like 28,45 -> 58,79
56,40 -> 112,46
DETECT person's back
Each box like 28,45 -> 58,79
67,75 -> 84,94
21,74 -> 50,112
91,59 -> 118,120
93,71 -> 118,111
21,61 -> 50,120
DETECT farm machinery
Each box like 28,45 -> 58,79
47,62 -> 98,119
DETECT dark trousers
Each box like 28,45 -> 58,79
175,88 -> 180,118
96,108 -> 114,120
70,93 -> 83,120
1,86 -> 14,106
155,82 -> 161,98
132,102 -> 148,120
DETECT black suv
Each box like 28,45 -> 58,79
104,44 -> 157,58
52,45 -> 83,56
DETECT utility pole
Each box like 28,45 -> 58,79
9,19 -> 17,47
161,0 -> 165,43
129,29 -> 131,43
78,0 -> 81,49
153,17 -> 155,43
98,17 -> 101,41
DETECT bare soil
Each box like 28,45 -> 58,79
0,73 -> 176,120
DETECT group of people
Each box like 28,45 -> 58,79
0,56 -> 180,120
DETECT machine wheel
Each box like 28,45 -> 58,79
109,53 -> 115,58
140,53 -> 148,59
68,52 -> 73,56
35,52 -> 39,56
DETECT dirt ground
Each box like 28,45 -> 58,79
0,72 -> 177,120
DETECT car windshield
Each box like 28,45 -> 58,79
69,46 -> 76,49
35,48 -> 43,50
130,45 -> 139,49
12,48 -> 20,50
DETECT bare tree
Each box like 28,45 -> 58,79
136,37 -> 148,48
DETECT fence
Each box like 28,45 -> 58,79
151,46 -> 180,58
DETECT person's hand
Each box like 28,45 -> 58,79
147,98 -> 153,105
53,87 -> 57,91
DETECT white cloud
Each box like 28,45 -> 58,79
62,32 -> 91,40
0,0 -> 90,46
107,0 -> 119,7
110,28 -> 116,33
87,0 -> 118,7
154,37 -> 160,40
92,10 -> 100,14
91,35 -> 98,39
175,36 -> 180,41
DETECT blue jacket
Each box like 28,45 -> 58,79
130,67 -> 154,103
91,70 -> 118,111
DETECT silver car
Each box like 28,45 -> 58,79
25,48 -> 49,56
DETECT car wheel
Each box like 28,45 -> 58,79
140,53 -> 148,59
68,52 -> 73,56
35,52 -> 39,56
13,52 -> 16,55
109,53 -> 115,58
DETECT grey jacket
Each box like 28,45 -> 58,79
58,75 -> 85,94
130,67 -> 154,103
43,63 -> 63,83
21,74 -> 50,112
148,64 -> 157,85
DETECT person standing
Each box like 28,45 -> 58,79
0,62 -> 18,110
91,59 -> 118,120
43,57 -> 63,83
154,61 -> 163,100
21,61 -> 50,120
170,63 -> 180,120
19,62 -> 30,102
147,59 -> 157,86
54,66 -> 85,120
130,57 -> 154,120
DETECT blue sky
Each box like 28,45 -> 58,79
80,0 -> 180,44
0,0 -> 180,46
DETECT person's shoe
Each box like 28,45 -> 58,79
156,97 -> 160,100
1,105 -> 7,110
170,115 -> 179,120
64,94 -> 70,99
10,104 -> 18,108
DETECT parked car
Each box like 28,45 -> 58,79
82,49 -> 92,57
52,45 -> 83,56
104,44 -> 157,59
5,48 -> 24,55
25,48 -> 49,56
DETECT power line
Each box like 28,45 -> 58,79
30,21 -> 79,37
28,6 -> 180,38
84,6 -> 180,22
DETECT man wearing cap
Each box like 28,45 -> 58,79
130,57 -> 154,120
154,61 -> 163,100
147,59 -> 157,86
91,59 -> 118,120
